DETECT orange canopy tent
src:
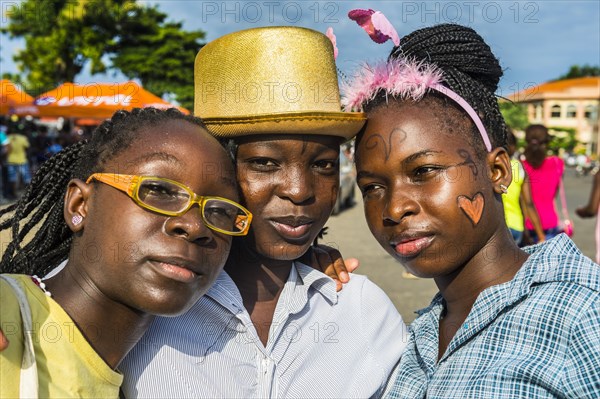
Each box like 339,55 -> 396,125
34,81 -> 189,119
0,79 -> 39,116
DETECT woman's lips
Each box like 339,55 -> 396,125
393,236 -> 434,257
149,260 -> 199,283
270,217 -> 314,240
271,221 -> 312,239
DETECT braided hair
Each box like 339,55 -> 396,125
0,107 -> 205,277
365,24 -> 507,151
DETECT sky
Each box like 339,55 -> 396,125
1,0 -> 599,96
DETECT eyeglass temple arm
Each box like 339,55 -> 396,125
86,173 -> 138,196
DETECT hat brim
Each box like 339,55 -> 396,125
202,111 -> 366,140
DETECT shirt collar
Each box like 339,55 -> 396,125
414,234 -> 599,321
511,234 -> 599,295
287,261 -> 338,311
205,270 -> 245,315
410,234 -> 599,364
204,262 -> 339,316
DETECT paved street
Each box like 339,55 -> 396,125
325,168 -> 598,323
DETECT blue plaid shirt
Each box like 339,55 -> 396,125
384,234 -> 600,398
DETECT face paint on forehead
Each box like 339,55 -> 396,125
363,127 -> 407,162
457,192 -> 484,226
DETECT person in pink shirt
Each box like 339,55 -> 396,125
522,124 -> 564,243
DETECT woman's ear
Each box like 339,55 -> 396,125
487,147 -> 512,195
64,179 -> 91,233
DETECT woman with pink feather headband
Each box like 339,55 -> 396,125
344,15 -> 600,399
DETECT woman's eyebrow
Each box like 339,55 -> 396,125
129,152 -> 180,166
129,152 -> 237,188
402,150 -> 442,165
356,170 -> 379,180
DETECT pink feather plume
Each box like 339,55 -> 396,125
341,58 -> 444,112
348,9 -> 400,46
325,27 -> 338,60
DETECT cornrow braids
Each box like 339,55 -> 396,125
0,107 -> 205,277
389,23 -> 507,149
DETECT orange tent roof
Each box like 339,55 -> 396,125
509,77 -> 600,102
0,79 -> 38,115
75,118 -> 104,126
34,81 -> 189,118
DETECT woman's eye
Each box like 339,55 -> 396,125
145,183 -> 177,196
139,182 -> 187,204
248,158 -> 277,169
412,165 -> 444,180
205,206 -> 234,218
414,166 -> 436,175
360,183 -> 384,196
314,160 -> 337,170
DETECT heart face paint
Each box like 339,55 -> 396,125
457,192 -> 484,226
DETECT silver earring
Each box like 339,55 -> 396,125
72,215 -> 83,226
499,184 -> 508,194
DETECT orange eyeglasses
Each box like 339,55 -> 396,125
86,173 -> 252,236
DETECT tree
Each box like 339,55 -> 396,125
108,6 -> 204,111
2,0 -> 126,94
2,0 -> 204,108
547,127 -> 577,154
499,101 -> 529,131
556,65 -> 600,80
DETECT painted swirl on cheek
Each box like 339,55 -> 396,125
457,192 -> 484,226
364,127 -> 407,162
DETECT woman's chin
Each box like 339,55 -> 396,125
257,241 -> 312,262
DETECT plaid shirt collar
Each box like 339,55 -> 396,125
412,234 -> 599,365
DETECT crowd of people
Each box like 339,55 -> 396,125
0,13 -> 599,399
0,116 -> 89,203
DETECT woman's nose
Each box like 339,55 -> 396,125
165,206 -> 214,244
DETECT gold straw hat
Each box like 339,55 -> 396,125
194,26 -> 366,139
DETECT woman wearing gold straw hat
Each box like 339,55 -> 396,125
119,26 -> 407,398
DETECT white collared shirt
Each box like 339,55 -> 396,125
120,262 -> 407,398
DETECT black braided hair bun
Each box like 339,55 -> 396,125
393,24 -> 502,94
390,23 -> 507,149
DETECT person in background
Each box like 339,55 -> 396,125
576,171 -> 600,263
30,124 -> 51,171
503,128 -> 545,245
522,124 -> 564,243
46,137 -> 64,158
0,122 -> 10,203
6,124 -> 31,200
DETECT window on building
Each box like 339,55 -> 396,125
585,105 -> 598,120
566,104 -> 577,118
535,104 -> 542,120
551,105 -> 561,118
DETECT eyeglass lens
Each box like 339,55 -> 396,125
137,179 -> 247,233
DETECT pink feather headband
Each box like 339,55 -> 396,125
342,57 -> 493,152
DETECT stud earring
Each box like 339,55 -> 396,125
499,184 -> 508,194
72,215 -> 83,226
